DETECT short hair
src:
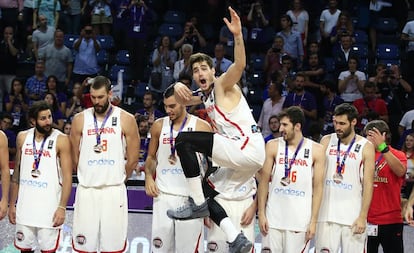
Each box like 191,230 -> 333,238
274,35 -> 284,43
348,55 -> 359,66
363,120 -> 391,143
364,81 -> 376,90
189,52 -> 214,70
333,103 -> 358,122
268,114 -> 279,125
181,43 -> 193,53
278,106 -> 305,129
280,14 -> 292,26
1,112 -> 13,122
28,101 -> 52,120
163,84 -> 175,99
321,79 -> 337,92
91,76 -> 112,92
281,54 -> 292,63
295,72 -> 306,81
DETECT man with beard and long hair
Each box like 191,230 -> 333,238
282,73 -> 317,136
258,106 -> 325,252
144,84 -> 211,253
8,101 -> 72,252
70,76 -> 139,252
315,103 -> 375,253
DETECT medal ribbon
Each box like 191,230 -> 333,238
284,138 -> 304,178
374,153 -> 384,176
336,135 -> 356,175
93,106 -> 113,147
32,133 -> 49,170
170,115 -> 188,157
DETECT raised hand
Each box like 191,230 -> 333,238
223,6 -> 242,37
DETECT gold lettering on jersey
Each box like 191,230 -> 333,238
328,149 -> 357,159
278,157 -> 309,166
87,127 -> 116,135
374,176 -> 388,183
24,149 -> 52,157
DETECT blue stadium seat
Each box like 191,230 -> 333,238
354,30 -> 368,44
378,59 -> 400,67
96,49 -> 109,66
158,23 -> 183,38
250,54 -> 265,71
116,50 -> 130,65
248,71 -> 265,87
376,18 -> 398,33
376,44 -> 400,60
135,82 -> 150,98
97,35 -> 115,50
323,57 -> 335,74
163,10 -> 186,24
358,58 -> 368,72
109,65 -> 131,82
250,104 -> 262,121
64,34 -> 79,48
247,85 -> 264,105
352,43 -> 369,58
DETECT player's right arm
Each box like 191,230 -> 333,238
0,131 -> 10,220
144,119 -> 162,197
257,139 -> 278,236
8,131 -> 27,224
405,187 -> 414,226
174,82 -> 203,106
70,111 -> 84,172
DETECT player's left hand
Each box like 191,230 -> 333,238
351,216 -> 366,234
52,207 -> 66,227
0,199 -> 8,220
305,222 -> 316,240
223,6 -> 242,37
240,203 -> 256,226
366,127 -> 386,148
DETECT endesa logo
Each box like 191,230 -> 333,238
273,187 -> 306,197
87,159 -> 115,166
20,179 -> 48,188
325,179 -> 353,190
161,168 -> 183,175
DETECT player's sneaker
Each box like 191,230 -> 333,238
166,197 -> 210,220
228,232 -> 253,253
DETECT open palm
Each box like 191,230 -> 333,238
223,6 -> 242,36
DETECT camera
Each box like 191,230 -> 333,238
85,29 -> 92,35
384,68 -> 393,77
188,26 -> 194,34
272,47 -> 281,53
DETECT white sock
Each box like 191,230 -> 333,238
187,177 -> 205,205
219,217 -> 239,243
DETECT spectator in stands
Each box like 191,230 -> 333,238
25,60 -> 47,105
90,0 -> 112,35
135,91 -> 164,127
258,72 -> 285,137
111,0 -> 129,50
63,120 -> 71,135
330,11 -> 354,50
0,26 -> 18,112
212,43 -> 232,77
60,0 -> 82,35
401,17 -> 414,84
5,78 -> 29,132
44,91 -> 65,130
38,29 -> 73,91
332,32 -> 357,78
283,73 -> 317,136
0,113 -> 16,160
320,79 -> 344,135
277,14 -> 304,69
319,0 -> 341,57
173,43 -> 193,81
402,132 -> 414,199
263,35 -> 285,84
33,0 -> 61,29
32,15 -> 55,60
280,55 -> 296,95
264,115 -> 281,143
353,81 -> 388,132
72,25 -> 100,84
247,0 -> 269,29
65,82 -> 87,121
149,35 -> 177,94
286,0 -> 309,49
126,0 -> 151,82
338,55 -> 366,103
46,75 -> 67,114
174,20 -> 207,53
134,115 -> 150,179
0,0 -> 23,34
219,9 -> 248,60
399,109 -> 414,138
20,0 -> 36,51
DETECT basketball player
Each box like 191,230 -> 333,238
144,84 -> 210,252
70,76 -> 139,252
257,106 -> 325,252
8,101 -> 73,252
169,6 -> 265,252
0,129 -> 10,221
315,103 -> 375,253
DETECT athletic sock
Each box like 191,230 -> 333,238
187,177 -> 205,205
220,217 -> 239,242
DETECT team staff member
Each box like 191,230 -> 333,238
258,106 -> 325,252
8,101 -> 72,251
364,120 -> 406,253
70,76 -> 139,252
145,85 -> 210,252
316,103 -> 375,253
0,128 -> 10,220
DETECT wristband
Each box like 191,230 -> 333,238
58,205 -> 66,211
377,142 -> 387,152
381,146 -> 390,153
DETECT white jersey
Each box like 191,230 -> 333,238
266,137 -> 314,232
207,168 -> 256,200
156,115 -> 197,196
16,128 -> 62,228
77,106 -> 126,187
318,134 -> 368,225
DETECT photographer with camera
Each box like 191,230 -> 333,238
174,21 -> 206,54
337,55 -> 366,103
72,25 -> 101,84
263,35 -> 286,84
